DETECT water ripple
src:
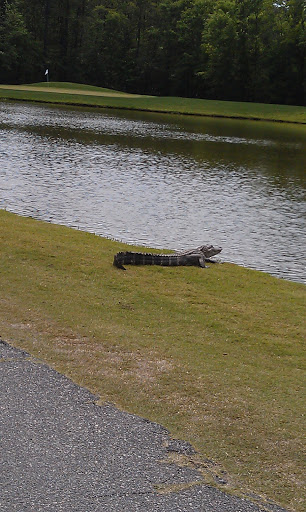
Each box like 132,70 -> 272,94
0,102 -> 305,283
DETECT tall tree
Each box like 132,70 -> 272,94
0,0 -> 41,83
201,0 -> 240,100
82,0 -> 131,89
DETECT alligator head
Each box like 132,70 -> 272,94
198,245 -> 222,258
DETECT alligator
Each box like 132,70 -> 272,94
113,244 -> 222,270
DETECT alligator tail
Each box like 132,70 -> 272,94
114,251 -> 182,269
113,246 -> 221,270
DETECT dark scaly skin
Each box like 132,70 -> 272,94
113,245 -> 222,270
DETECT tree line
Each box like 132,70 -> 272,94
0,0 -> 305,105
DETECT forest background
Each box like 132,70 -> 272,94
0,0 -> 305,106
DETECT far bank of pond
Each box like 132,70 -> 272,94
0,82 -> 305,124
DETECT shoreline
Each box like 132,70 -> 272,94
0,83 -> 305,125
2,208 -> 304,285
1,96 -> 305,125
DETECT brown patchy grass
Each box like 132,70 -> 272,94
0,210 -> 305,511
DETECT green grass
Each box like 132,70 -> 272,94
28,82 -> 125,93
0,210 -> 305,511
0,81 -> 305,124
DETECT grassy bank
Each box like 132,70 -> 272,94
0,82 -> 305,124
0,210 -> 305,511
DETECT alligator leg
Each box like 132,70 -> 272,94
113,255 -> 126,270
199,256 -> 206,268
114,262 -> 126,270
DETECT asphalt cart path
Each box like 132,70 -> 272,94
1,341 -> 287,512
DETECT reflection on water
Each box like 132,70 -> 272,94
0,102 -> 305,283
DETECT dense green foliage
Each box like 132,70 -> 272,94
0,0 -> 305,105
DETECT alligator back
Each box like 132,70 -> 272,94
113,251 -> 204,270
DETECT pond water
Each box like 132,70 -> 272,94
0,101 -> 305,283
